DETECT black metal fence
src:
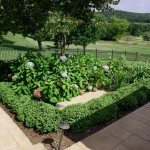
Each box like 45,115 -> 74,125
51,49 -> 150,62
0,46 -> 150,62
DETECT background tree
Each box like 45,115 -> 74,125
71,21 -> 100,54
142,32 -> 150,41
28,11 -> 78,51
100,16 -> 129,40
0,0 -> 120,50
123,33 -> 132,44
101,10 -> 150,23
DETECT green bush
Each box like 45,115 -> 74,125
142,32 -> 150,41
62,94 -> 118,133
11,52 -> 132,104
0,79 -> 150,133
0,82 -> 61,132
62,79 -> 150,133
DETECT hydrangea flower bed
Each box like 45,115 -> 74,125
10,52 -> 150,105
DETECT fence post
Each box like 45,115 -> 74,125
112,50 -> 114,58
96,49 -> 98,58
135,52 -> 138,61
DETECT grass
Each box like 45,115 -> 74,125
70,36 -> 150,54
0,32 -> 150,61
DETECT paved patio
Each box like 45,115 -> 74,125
66,102 -> 150,150
1,103 -> 150,150
0,107 -> 46,150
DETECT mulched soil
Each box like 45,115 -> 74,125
0,102 -> 133,150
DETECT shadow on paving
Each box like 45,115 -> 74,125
64,101 -> 149,144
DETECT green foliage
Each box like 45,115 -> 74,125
0,79 -> 150,133
29,11 -> 79,50
101,10 -> 150,23
56,0 -> 120,21
62,94 -> 118,133
71,21 -> 100,51
1,54 -> 147,107
100,16 -> 130,40
11,52 -> 150,105
62,79 -> 150,133
0,82 -> 61,132
128,23 -> 150,36
126,62 -> 150,83
0,0 -> 119,36
142,32 -> 150,41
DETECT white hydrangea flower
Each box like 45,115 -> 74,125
73,84 -> 78,89
103,65 -> 109,73
27,62 -> 34,68
12,75 -> 17,81
93,66 -> 97,71
61,71 -> 68,78
88,85 -> 93,91
68,55 -> 73,58
60,56 -> 67,62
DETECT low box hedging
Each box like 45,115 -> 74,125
62,79 -> 150,133
0,82 -> 61,132
0,78 -> 150,133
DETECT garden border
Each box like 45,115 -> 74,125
0,78 -> 150,133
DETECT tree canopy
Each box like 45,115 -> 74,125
100,10 -> 150,23
0,0 -> 120,34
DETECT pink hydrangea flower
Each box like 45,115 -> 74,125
33,88 -> 41,99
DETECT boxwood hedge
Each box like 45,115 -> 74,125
0,82 -> 61,132
62,79 -> 150,132
0,78 -> 150,133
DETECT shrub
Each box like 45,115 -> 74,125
0,82 -> 61,132
142,32 -> 150,41
11,52 -> 132,104
62,94 -> 118,133
62,79 -> 150,133
11,52 -> 150,105
0,79 -> 150,133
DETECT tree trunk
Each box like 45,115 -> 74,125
37,40 -> 42,51
83,45 -> 86,55
60,34 -> 67,55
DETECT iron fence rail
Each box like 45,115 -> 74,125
0,46 -> 150,62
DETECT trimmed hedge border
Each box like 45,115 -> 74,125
62,79 -> 150,132
0,83 -> 61,132
0,78 -> 150,133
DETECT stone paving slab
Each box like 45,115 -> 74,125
66,102 -> 150,150
57,90 -> 106,109
0,107 -> 46,150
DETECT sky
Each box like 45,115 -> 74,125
111,0 -> 150,13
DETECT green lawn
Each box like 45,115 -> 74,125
0,32 -> 150,60
69,36 -> 150,54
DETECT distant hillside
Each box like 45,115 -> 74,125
100,10 -> 150,23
